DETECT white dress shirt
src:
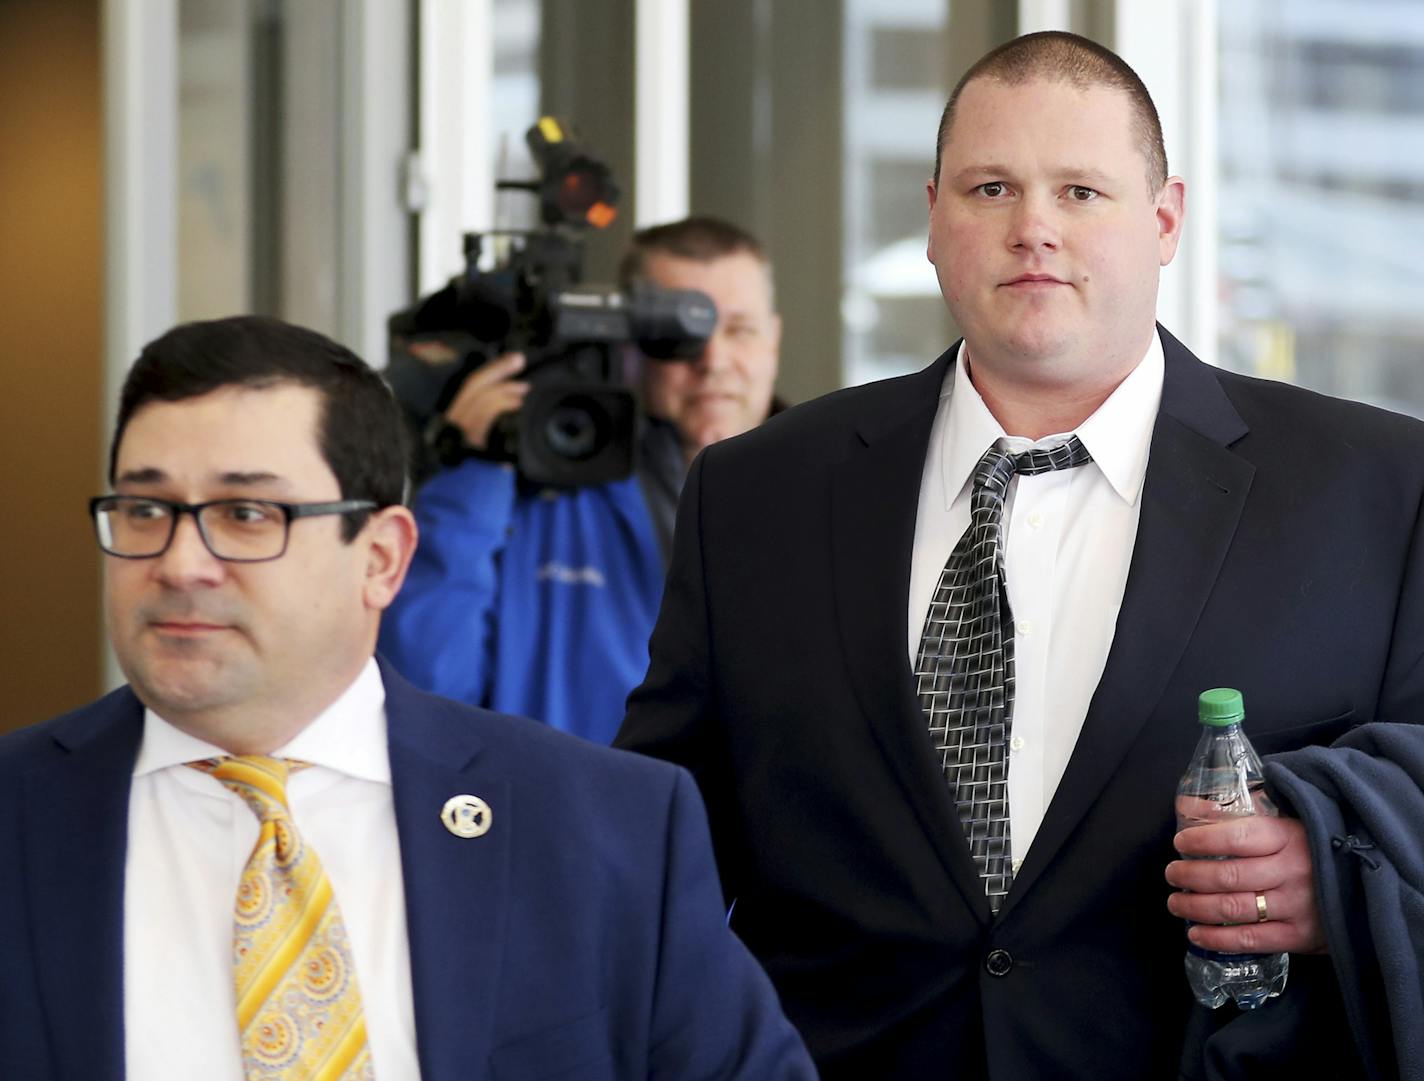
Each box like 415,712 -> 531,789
124,658 -> 422,1081
909,333 -> 1163,868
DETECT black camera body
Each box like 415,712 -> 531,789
385,119 -> 715,488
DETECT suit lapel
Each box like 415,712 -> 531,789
831,351 -> 991,919
19,671 -> 518,1080
23,691 -> 142,1081
1005,329 -> 1254,908
383,662 -> 511,1081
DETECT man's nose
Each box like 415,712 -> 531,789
695,329 -> 734,374
152,513 -> 225,586
1007,193 -> 1061,253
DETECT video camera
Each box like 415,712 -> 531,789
386,117 -> 716,488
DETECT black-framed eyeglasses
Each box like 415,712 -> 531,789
89,495 -> 379,563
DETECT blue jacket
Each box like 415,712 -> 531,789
380,458 -> 665,744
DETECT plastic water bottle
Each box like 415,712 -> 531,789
1175,688 -> 1289,1010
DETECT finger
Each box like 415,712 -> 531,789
1173,815 -> 1292,859
446,384 -> 531,447
1167,887 -> 1295,926
446,382 -> 530,424
1185,919 -> 1302,956
451,352 -> 527,400
479,381 -> 531,406
1164,852 -> 1289,893
1186,901 -> 1326,955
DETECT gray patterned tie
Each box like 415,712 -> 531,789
915,436 -> 1093,915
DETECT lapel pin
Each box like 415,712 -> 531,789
441,794 -> 493,838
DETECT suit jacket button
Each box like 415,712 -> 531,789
984,948 -> 1013,977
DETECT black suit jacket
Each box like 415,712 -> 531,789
617,328 -> 1424,1079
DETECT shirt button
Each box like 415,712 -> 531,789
985,948 -> 1014,977
1015,619 -> 1032,636
1010,735 -> 1025,752
1028,512 -> 1043,530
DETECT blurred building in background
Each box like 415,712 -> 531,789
4,0 -> 1422,725
1218,0 -> 1424,417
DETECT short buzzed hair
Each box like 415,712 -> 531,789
933,31 -> 1167,193
618,215 -> 775,307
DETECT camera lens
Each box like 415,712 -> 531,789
543,394 -> 611,461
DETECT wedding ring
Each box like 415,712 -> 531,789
1255,892 -> 1269,923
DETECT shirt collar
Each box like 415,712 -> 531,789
133,656 -> 390,784
1074,330 -> 1164,506
940,330 -> 1164,508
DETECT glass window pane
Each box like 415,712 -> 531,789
492,0 -> 542,231
178,0 -> 253,320
1217,3 -> 1424,416
842,0 -> 949,387
841,0 -> 1014,388
177,0 -> 345,335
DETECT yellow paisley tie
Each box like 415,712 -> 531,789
191,756 -> 374,1081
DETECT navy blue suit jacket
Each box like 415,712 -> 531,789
0,661 -> 815,1081
617,328 -> 1424,1079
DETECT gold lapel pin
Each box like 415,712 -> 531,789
441,794 -> 493,838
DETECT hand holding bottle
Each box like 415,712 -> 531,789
1167,689 -> 1299,1009
1166,812 -> 1326,957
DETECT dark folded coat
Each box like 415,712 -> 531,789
1262,723 -> 1424,1081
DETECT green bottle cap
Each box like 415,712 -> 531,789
1198,687 -> 1245,727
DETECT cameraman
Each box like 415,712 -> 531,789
379,216 -> 782,742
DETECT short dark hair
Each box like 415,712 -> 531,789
618,215 -> 775,305
933,31 -> 1167,193
110,315 -> 407,540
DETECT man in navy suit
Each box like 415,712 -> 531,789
617,31 -> 1423,1079
0,315 -> 814,1081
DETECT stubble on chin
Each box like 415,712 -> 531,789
126,646 -> 237,718
118,612 -> 255,724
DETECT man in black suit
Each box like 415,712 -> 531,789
617,30 -> 1424,1079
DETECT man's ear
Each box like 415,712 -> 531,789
1156,175 -> 1188,266
360,505 -> 418,611
926,179 -> 940,264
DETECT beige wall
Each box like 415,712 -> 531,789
0,0 -> 104,731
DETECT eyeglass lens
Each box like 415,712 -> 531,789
94,498 -> 288,560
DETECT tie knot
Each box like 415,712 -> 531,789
972,435 -> 1093,498
188,755 -> 308,823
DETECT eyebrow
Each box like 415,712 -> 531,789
217,471 -> 285,487
114,467 -> 169,485
948,164 -> 1116,187
115,468 -> 287,488
948,163 -> 1015,184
